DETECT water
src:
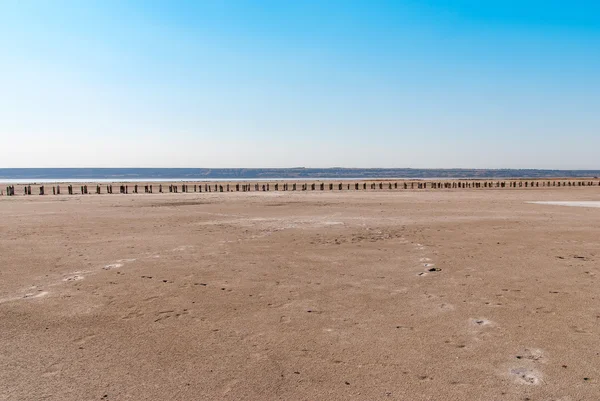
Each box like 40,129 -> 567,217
1,168 -> 599,184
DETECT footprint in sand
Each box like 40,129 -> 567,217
515,348 -> 545,363
41,362 -> 62,377
74,334 -> 97,345
221,379 -> 240,395
504,348 -> 545,385
509,367 -> 542,385
469,318 -> 494,328
437,303 -> 455,312
153,309 -> 190,322
121,309 -> 145,321
63,275 -> 84,282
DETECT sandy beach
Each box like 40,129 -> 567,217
1,187 -> 599,400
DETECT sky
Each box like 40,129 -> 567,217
1,0 -> 599,169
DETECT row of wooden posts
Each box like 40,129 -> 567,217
3,180 -> 600,196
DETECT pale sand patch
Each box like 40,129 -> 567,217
0,290 -> 49,304
25,291 -> 49,299
527,201 -> 600,208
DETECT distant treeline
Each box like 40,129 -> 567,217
1,168 -> 600,180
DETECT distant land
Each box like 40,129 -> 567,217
1,168 -> 600,183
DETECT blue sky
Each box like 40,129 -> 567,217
1,0 -> 599,168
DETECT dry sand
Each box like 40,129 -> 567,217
1,188 -> 600,400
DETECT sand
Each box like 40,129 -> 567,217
528,201 -> 600,208
1,188 -> 599,400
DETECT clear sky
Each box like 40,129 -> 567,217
1,0 -> 599,169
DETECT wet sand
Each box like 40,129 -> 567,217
1,188 -> 599,400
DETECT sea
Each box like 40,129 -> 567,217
1,168 -> 599,184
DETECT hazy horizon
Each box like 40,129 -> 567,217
2,1 -> 599,169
